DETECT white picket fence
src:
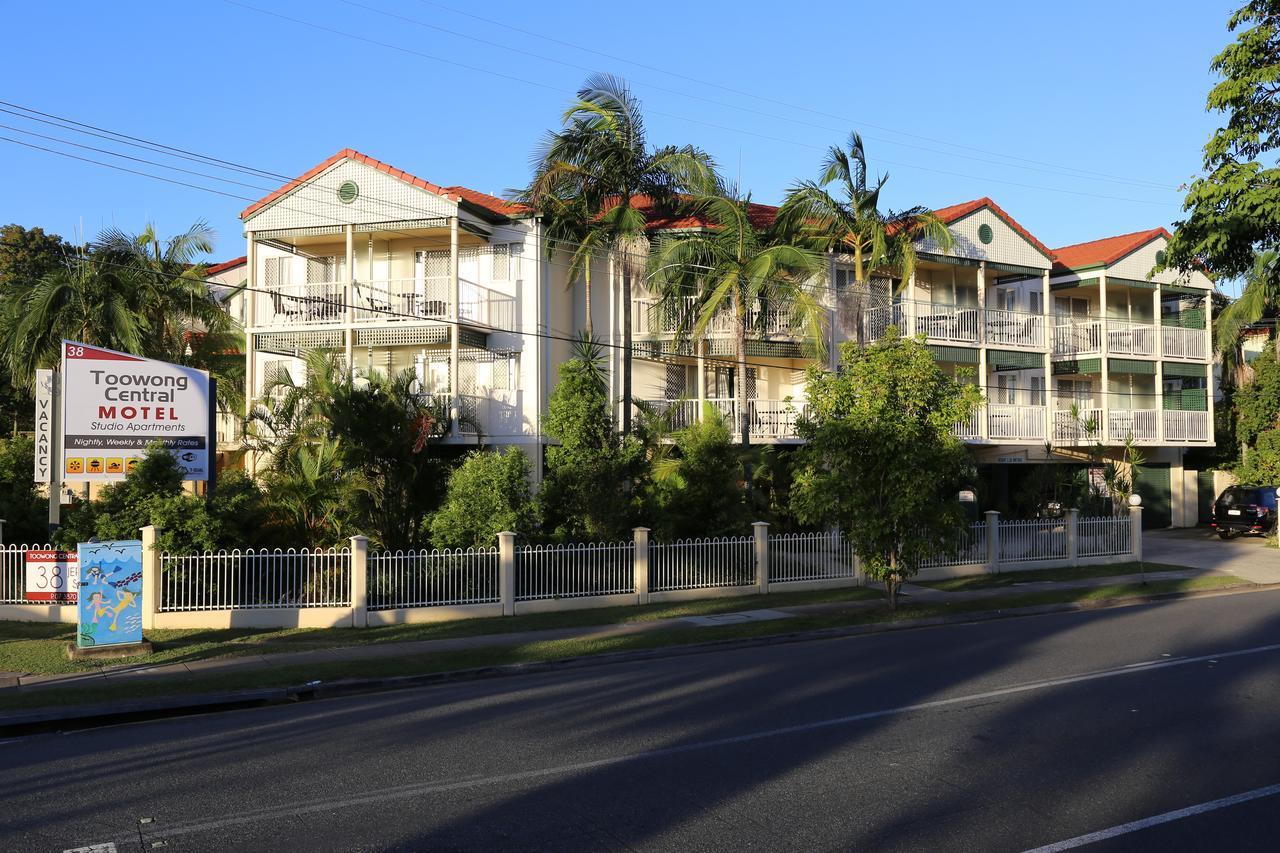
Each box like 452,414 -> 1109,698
368,548 -> 499,609
159,548 -> 351,611
0,509 -> 1141,627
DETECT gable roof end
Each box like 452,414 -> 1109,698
927,196 -> 1055,261
1052,227 -> 1171,273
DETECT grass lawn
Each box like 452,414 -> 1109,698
0,585 -> 880,678
0,574 -> 1247,714
915,561 -> 1208,592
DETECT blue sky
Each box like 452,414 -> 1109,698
0,0 -> 1239,279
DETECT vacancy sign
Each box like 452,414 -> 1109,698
61,341 -> 211,482
25,549 -> 79,602
33,368 -> 53,483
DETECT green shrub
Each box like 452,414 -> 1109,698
430,447 -> 535,550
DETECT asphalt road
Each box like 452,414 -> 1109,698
6,589 -> 1280,852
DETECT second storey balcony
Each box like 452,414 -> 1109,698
250,276 -> 516,331
863,300 -> 1046,350
1051,319 -> 1208,361
633,296 -> 817,340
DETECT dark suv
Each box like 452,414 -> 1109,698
1211,485 -> 1278,538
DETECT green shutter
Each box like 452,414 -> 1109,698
1109,358 -> 1157,374
988,349 -> 1043,370
1160,283 -> 1204,296
1053,358 -> 1101,375
1163,361 -> 1207,378
927,344 -> 980,364
1105,276 -> 1158,290
1051,277 -> 1100,291
1163,389 -> 1208,412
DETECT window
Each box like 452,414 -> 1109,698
491,244 -> 511,281
834,267 -> 854,290
995,289 -> 1017,312
1056,379 -> 1092,405
1055,296 -> 1089,321
1030,376 -> 1046,406
996,374 -> 1017,405
665,363 -> 689,398
1029,291 -> 1043,315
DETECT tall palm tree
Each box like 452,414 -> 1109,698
520,74 -> 717,433
648,191 -> 826,447
1216,250 -> 1279,380
777,133 -> 953,340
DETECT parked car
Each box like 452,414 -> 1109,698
1211,485 -> 1278,538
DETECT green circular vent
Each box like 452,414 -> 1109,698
1155,249 -> 1167,265
337,180 -> 360,204
978,223 -> 994,245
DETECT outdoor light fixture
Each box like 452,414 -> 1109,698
1129,494 -> 1143,507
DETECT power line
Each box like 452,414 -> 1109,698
220,0 -> 1179,208
340,0 -> 1174,193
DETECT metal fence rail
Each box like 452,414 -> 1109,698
921,523 -> 988,568
159,548 -> 351,612
368,548 -> 499,610
0,544 -> 53,604
768,531 -> 855,582
1078,516 -> 1132,557
649,536 -> 755,592
998,519 -> 1067,562
516,542 -> 634,601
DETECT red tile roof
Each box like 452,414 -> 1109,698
608,194 -> 779,231
1052,227 -> 1171,272
204,256 -> 246,277
929,197 -> 1055,261
239,149 -> 528,221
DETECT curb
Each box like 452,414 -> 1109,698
0,582 -> 1269,737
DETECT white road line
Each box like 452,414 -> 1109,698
1023,782 -> 1280,852
96,639 -> 1280,847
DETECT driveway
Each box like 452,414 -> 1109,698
1145,527 -> 1279,584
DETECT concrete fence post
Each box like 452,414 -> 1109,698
1066,509 -> 1079,567
140,525 -> 159,631
633,526 -> 651,605
1129,506 -> 1143,562
753,521 -> 770,595
985,510 -> 1001,574
498,531 -> 516,616
349,535 -> 369,628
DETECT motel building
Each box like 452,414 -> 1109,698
234,151 -> 1216,529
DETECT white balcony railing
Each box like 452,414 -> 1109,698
636,398 -> 808,440
953,409 -> 982,441
1107,409 -> 1160,442
987,404 -> 1047,441
863,301 -> 1043,349
1052,407 -> 1104,443
1053,321 -> 1103,357
1161,326 -> 1208,360
1163,409 -> 1210,442
253,277 -> 515,330
1106,320 -> 1157,357
633,297 -> 809,338
984,308 -> 1045,349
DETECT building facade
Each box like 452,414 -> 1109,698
236,152 -> 1216,527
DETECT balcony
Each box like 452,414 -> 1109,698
1054,319 -> 1208,361
251,277 -> 516,330
1051,407 -> 1210,445
864,301 -> 1044,349
634,297 -> 811,339
1161,326 -> 1208,360
637,398 -> 809,441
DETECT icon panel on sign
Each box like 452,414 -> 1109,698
125,458 -> 139,473
86,458 -> 104,474
65,458 -> 84,474
105,458 -> 124,474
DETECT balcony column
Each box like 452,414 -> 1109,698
244,231 -> 258,477
1043,269 -> 1054,442
696,339 -> 707,420
345,224 -> 355,368
979,347 -> 990,441
449,215 -> 460,437
1154,286 -> 1164,443
977,262 -> 989,441
1099,272 -> 1109,444
976,262 -> 986,345
1205,290 -> 1215,444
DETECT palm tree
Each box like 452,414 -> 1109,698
1216,250 -> 1279,380
777,132 -> 954,341
648,191 -> 826,447
520,74 -> 717,433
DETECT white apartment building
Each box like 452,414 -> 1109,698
236,152 -> 1216,528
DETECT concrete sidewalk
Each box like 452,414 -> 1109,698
2,564 -> 1261,693
1144,527 -> 1280,584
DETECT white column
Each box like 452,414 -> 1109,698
979,347 -> 990,441
985,510 -> 1000,574
976,262 -> 986,343
696,339 -> 707,420
1099,273 -> 1110,444
1129,505 -> 1144,561
1205,290 -> 1215,446
449,216 -> 461,437
244,233 -> 258,477
498,531 -> 515,616
344,225 -> 355,369
753,521 -> 770,594
140,525 -> 159,630
1155,284 -> 1165,444
1066,508 -> 1079,567
349,535 -> 368,628
1043,270 -> 1054,441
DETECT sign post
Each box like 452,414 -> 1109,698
73,539 -> 147,657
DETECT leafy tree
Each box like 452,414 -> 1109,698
648,191 -> 826,446
776,133 -> 953,338
1237,427 -> 1280,483
0,224 -> 71,296
791,329 -> 982,608
0,435 -> 48,543
1216,252 -> 1278,375
538,341 -> 647,541
56,445 -> 266,554
650,405 -> 750,539
520,73 -> 717,433
260,439 -> 357,547
430,447 -> 535,549
1236,339 -> 1280,448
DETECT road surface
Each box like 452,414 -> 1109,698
5,587 -> 1280,852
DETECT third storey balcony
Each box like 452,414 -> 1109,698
1050,317 -> 1208,361
862,300 -> 1047,350
632,296 -> 820,341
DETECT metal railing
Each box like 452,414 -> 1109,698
1,544 -> 54,604
159,548 -> 351,611
649,536 -> 755,591
633,296 -> 810,338
516,542 -> 634,601
1053,320 -> 1103,356
953,409 -> 983,441
768,531 -> 856,582
998,519 -> 1067,562
984,308 -> 1045,349
920,522 -> 988,568
1078,516 -> 1132,557
1161,326 -> 1207,360
1052,407 -> 1104,443
1105,320 -> 1157,356
988,404 -> 1047,441
637,399 -> 808,440
1164,410 -> 1211,442
251,276 -> 515,329
1108,409 -> 1160,442
367,548 -> 499,609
